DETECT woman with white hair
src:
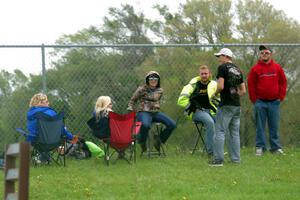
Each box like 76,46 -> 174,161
91,96 -> 113,139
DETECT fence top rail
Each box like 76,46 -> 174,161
1,43 -> 300,48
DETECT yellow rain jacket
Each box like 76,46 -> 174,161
177,76 -> 219,119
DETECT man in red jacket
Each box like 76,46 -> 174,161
248,45 -> 287,156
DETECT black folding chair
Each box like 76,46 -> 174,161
17,112 -> 67,166
142,123 -> 166,158
191,122 -> 207,155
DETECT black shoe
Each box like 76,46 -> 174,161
140,143 -> 147,153
208,159 -> 224,167
153,135 -> 161,152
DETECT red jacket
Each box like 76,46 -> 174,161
247,59 -> 287,103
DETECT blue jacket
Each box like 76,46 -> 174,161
26,106 -> 73,143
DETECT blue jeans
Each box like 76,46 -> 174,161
192,109 -> 215,155
214,106 -> 241,162
254,99 -> 282,151
137,111 -> 176,144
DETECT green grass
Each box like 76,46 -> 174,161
1,147 -> 300,200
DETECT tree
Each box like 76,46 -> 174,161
151,0 -> 233,44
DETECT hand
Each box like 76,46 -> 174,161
127,107 -> 134,113
71,135 -> 79,144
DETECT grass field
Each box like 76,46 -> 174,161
1,147 -> 300,200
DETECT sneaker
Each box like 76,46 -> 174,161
255,147 -> 263,156
208,159 -> 224,167
153,135 -> 161,152
33,156 -> 42,164
272,149 -> 285,155
229,160 -> 241,165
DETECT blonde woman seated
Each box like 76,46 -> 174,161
89,96 -> 113,140
27,93 -> 74,143
89,96 -> 127,158
27,93 -> 75,162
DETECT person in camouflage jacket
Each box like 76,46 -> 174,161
127,71 -> 176,152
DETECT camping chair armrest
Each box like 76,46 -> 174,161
16,128 -> 35,137
134,122 -> 142,136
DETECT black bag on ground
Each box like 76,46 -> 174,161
65,138 -> 91,159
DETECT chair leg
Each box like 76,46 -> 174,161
192,130 -> 200,154
147,134 -> 151,158
104,142 -> 109,166
156,124 -> 166,157
63,141 -> 66,167
143,123 -> 166,158
192,123 -> 207,155
133,141 -> 136,163
31,150 -> 38,167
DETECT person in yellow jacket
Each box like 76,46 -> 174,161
178,65 -> 219,156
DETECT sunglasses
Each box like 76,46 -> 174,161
260,51 -> 271,55
149,77 -> 159,81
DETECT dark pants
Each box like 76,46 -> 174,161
137,111 -> 176,144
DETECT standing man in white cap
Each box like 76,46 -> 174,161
209,48 -> 246,166
248,45 -> 287,156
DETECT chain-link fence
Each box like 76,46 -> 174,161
1,44 -> 300,152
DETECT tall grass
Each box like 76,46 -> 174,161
1,147 -> 300,199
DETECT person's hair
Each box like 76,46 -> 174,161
29,93 -> 48,107
95,96 -> 112,119
145,71 -> 160,88
199,65 -> 209,71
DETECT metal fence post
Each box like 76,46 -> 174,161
41,44 -> 47,93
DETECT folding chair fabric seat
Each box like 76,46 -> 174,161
25,112 -> 66,166
104,112 -> 139,165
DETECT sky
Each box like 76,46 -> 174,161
0,0 -> 299,75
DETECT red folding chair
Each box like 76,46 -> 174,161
104,112 -> 140,165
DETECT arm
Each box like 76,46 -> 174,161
127,86 -> 142,111
64,128 -> 74,140
247,68 -> 257,103
26,119 -> 37,142
278,67 -> 287,101
216,77 -> 224,95
177,83 -> 195,108
238,82 -> 246,96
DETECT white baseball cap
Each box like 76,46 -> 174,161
214,48 -> 233,58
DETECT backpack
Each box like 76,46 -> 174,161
65,138 -> 104,159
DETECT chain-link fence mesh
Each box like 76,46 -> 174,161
1,44 -> 299,152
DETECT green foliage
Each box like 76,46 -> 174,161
152,0 -> 234,43
236,0 -> 300,43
